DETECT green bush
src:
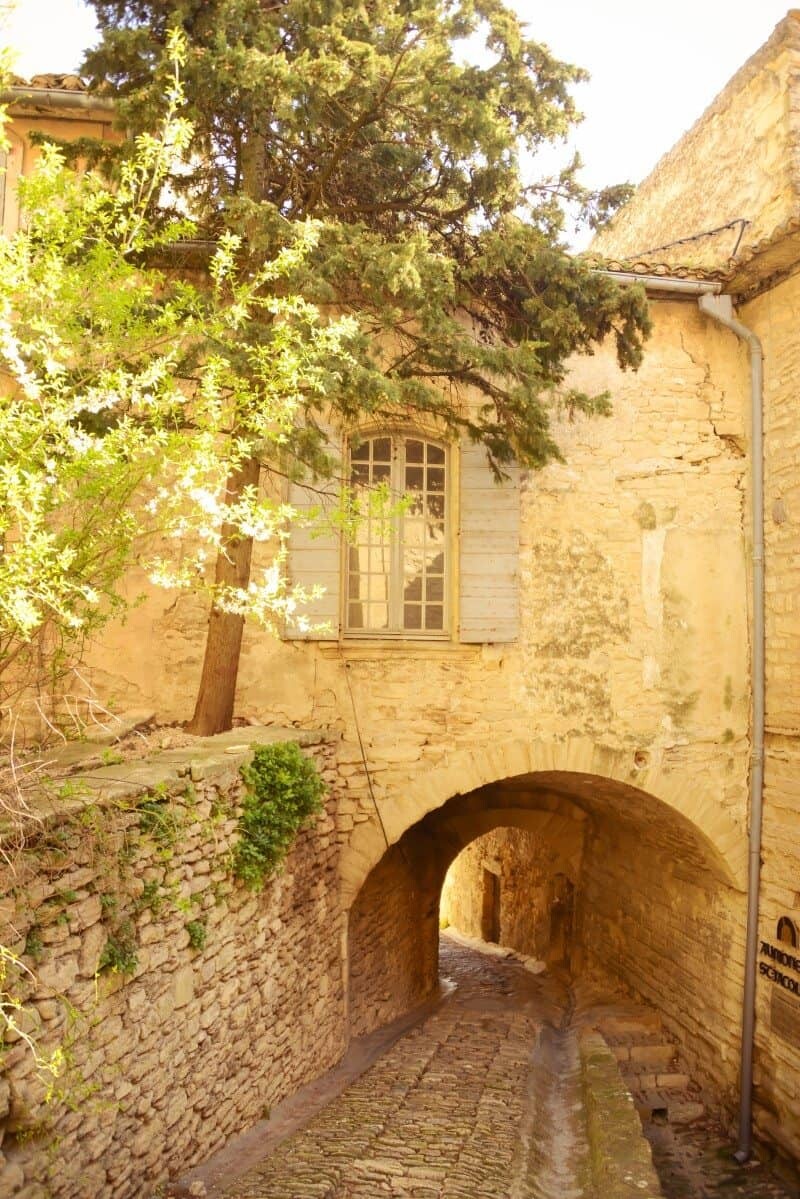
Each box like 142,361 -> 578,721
233,742 -> 325,891
186,920 -> 207,951
138,796 -> 180,847
98,924 -> 138,975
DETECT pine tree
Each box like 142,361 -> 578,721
83,0 -> 651,735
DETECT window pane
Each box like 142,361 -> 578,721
427,494 -> 445,521
427,444 -> 445,464
373,437 -> 391,461
427,466 -> 445,492
351,442 -> 370,461
426,576 -> 444,602
367,602 -> 390,629
405,465 -> 424,491
406,439 -> 424,463
403,604 -> 423,629
425,605 -> 444,630
404,574 -> 423,601
403,518 -> 425,546
369,547 -> 390,573
348,604 -> 364,628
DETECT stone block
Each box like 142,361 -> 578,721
173,965 -> 195,1010
629,1044 -> 677,1070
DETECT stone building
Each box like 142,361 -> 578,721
2,11 -> 800,1196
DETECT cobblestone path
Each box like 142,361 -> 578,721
207,937 -> 796,1199
220,938 -> 567,1199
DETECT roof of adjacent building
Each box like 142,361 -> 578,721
592,9 -> 800,297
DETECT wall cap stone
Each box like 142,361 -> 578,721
2,725 -> 331,846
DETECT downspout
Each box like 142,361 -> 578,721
698,293 -> 765,1164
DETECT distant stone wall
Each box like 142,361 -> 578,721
593,13 -> 800,265
440,826 -> 582,960
0,730 -> 346,1199
402,795 -> 747,1122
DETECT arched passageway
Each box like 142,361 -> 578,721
346,761 -> 747,1113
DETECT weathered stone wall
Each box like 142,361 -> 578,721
73,292 -> 758,1145
578,816 -> 746,1117
742,269 -> 800,1165
593,12 -> 800,266
348,841 -> 439,1038
83,296 -> 752,855
440,826 -> 581,961
0,730 -> 347,1199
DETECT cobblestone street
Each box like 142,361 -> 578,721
193,937 -> 797,1199
219,937 -> 564,1198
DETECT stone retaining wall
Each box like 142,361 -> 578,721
580,1029 -> 663,1198
0,729 -> 346,1199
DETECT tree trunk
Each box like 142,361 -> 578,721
186,455 -> 261,736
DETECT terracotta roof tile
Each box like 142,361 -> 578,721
581,256 -> 729,283
11,73 -> 89,92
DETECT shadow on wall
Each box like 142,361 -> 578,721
345,767 -> 746,1116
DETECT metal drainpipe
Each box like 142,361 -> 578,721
698,293 -> 765,1164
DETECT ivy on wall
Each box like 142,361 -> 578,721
233,743 -> 325,890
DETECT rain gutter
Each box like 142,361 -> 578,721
593,269 -> 722,296
0,87 -> 115,115
596,270 -> 765,1163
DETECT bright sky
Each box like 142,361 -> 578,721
3,0 -> 796,190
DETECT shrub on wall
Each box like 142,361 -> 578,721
233,743 -> 325,890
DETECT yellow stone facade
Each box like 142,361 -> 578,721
5,11 -> 800,1192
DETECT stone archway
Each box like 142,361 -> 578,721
339,737 -> 747,909
343,741 -> 749,1113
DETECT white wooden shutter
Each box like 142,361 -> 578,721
284,430 -> 342,640
459,440 -> 520,643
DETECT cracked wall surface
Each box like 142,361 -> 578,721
84,296 -> 752,839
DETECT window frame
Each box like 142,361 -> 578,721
343,430 -> 454,641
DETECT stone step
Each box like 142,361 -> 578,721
601,1028 -> 678,1048
635,1090 -> 705,1126
610,1041 -> 679,1062
597,1012 -> 662,1036
618,1057 -> 688,1081
627,1043 -> 678,1069
621,1068 -> 692,1092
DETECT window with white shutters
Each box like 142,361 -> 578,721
346,434 -> 449,636
284,429 -> 519,643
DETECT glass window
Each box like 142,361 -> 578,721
346,434 -> 449,636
